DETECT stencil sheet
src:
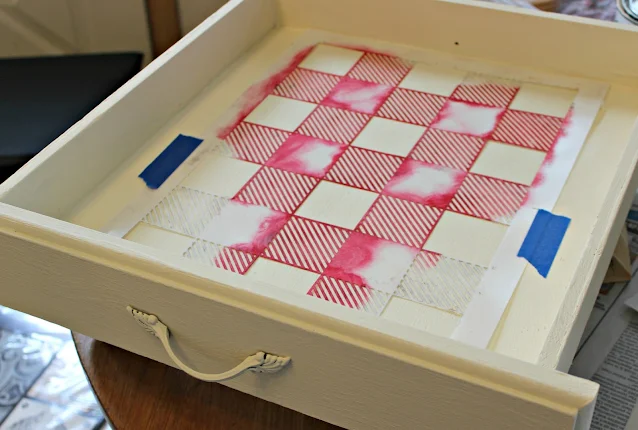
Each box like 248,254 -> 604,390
114,42 -> 605,341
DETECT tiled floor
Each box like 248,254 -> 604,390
0,307 -> 110,430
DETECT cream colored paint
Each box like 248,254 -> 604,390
510,83 -> 577,117
382,296 -> 460,337
244,95 -> 316,131
352,117 -> 425,156
181,153 -> 260,197
471,141 -> 546,185
298,44 -> 363,75
295,181 -> 377,229
424,212 -> 508,267
399,63 -> 467,96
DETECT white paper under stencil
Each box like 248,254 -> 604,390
452,86 -> 608,349
452,207 -> 535,347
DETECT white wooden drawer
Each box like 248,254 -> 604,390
2,1 -> 638,428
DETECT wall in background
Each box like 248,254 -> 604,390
0,0 -> 151,62
0,0 -> 229,62
177,0 -> 227,34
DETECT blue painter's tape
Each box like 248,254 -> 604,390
139,134 -> 203,189
517,209 -> 571,278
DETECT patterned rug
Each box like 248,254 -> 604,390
559,0 -> 617,21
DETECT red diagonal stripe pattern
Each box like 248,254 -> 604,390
347,53 -> 412,86
376,89 -> 446,126
272,68 -> 340,103
185,240 -> 255,275
235,167 -> 318,213
225,122 -> 290,164
297,106 -> 370,144
325,147 -> 403,192
410,129 -> 485,171
451,82 -> 519,108
357,196 -> 442,248
448,174 -> 529,224
491,110 -> 563,152
308,276 -> 390,315
263,217 -> 350,273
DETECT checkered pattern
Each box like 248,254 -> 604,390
138,43 -> 573,317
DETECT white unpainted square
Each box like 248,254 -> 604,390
470,141 -> 546,185
245,96 -> 316,131
399,63 -> 466,96
424,211 -> 507,266
296,181 -> 377,229
125,223 -> 195,256
246,258 -> 319,293
509,83 -> 576,117
181,154 -> 260,197
352,117 -> 425,157
298,44 -> 364,75
381,296 -> 459,337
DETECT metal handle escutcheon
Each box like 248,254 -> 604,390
126,306 -> 291,382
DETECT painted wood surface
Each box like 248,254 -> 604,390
0,205 -> 597,430
278,0 -> 638,84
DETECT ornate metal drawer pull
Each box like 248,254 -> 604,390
127,306 -> 291,382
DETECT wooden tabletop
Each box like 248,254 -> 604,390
73,334 -> 339,430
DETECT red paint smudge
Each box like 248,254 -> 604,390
322,77 -> 393,115
431,100 -> 505,139
217,45 -> 315,139
323,232 -> 385,288
383,159 -> 465,209
266,134 -> 345,177
430,102 -> 452,127
307,276 -> 374,310
488,108 -> 508,138
523,108 -> 573,206
232,204 -> 290,254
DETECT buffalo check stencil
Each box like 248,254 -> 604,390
137,43 -> 580,319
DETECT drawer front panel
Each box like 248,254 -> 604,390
0,209 -> 595,430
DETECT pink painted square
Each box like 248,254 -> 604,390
447,173 -> 529,224
383,159 -> 465,208
431,100 -> 504,137
234,166 -> 319,214
322,77 -> 393,115
324,232 -> 418,294
200,200 -> 289,254
266,134 -> 346,178
308,276 -> 390,315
